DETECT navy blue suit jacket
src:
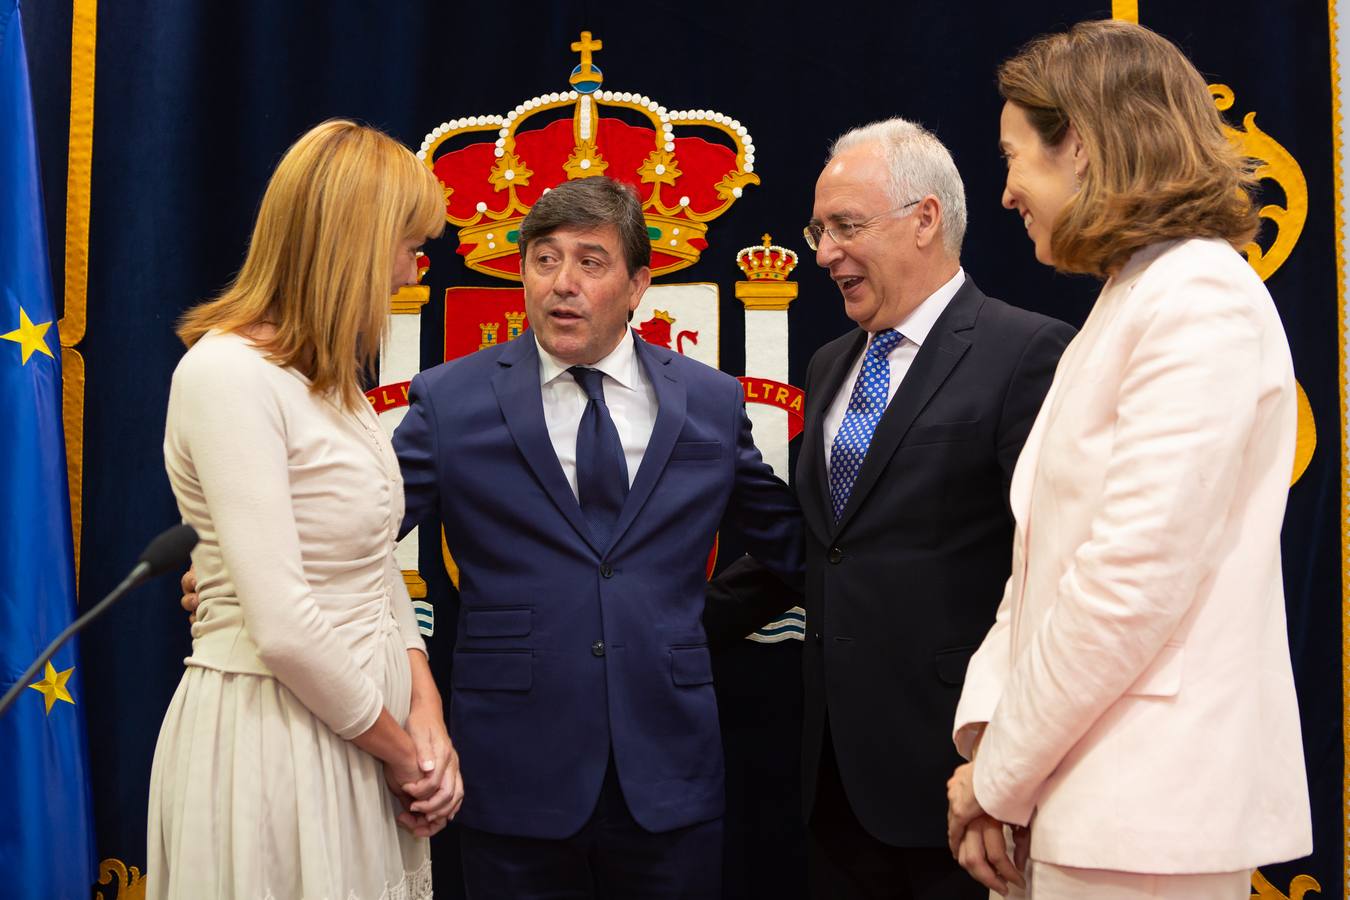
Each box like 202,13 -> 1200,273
797,278 -> 1073,846
393,328 -> 803,839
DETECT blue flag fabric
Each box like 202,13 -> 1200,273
0,1 -> 97,896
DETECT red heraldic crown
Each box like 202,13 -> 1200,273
417,31 -> 759,280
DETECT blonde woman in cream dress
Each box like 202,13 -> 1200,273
148,120 -> 462,900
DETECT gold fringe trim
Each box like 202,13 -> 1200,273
1328,0 -> 1350,896
62,347 -> 85,574
62,0 -> 95,347
1112,1 -> 1139,23
61,0 -> 96,580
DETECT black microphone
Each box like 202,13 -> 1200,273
0,523 -> 199,719
132,523 -> 200,583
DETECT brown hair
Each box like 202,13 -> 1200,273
177,119 -> 444,410
518,176 -> 651,276
998,19 -> 1258,276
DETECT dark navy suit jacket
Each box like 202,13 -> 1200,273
797,278 -> 1073,846
393,328 -> 803,839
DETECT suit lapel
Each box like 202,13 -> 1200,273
1008,390 -> 1051,537
831,280 -> 982,536
607,333 -> 684,552
491,331 -> 604,555
799,330 -> 866,547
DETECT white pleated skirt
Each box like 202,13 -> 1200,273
146,625 -> 430,900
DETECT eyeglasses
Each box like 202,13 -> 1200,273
802,199 -> 922,251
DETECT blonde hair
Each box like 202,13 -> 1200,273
178,119 -> 444,409
998,19 -> 1258,277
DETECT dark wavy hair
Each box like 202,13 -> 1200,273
518,176 -> 651,276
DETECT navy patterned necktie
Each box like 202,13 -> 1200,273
828,328 -> 903,521
569,366 -> 630,543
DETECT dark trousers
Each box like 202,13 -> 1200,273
808,724 -> 985,900
460,755 -> 723,900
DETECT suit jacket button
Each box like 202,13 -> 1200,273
813,632 -> 822,644
600,563 -> 613,578
827,547 -> 843,564
592,640 -> 606,657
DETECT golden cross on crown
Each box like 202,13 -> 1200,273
571,31 -> 603,79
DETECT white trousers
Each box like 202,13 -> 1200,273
1002,863 -> 1251,899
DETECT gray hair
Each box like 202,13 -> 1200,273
518,176 -> 651,275
829,118 -> 967,258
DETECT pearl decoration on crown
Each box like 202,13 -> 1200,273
417,96 -> 755,174
416,32 -> 761,280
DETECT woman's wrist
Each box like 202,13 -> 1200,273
407,650 -> 442,709
352,707 -> 418,768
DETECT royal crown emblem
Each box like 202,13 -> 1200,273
736,234 -> 799,281
416,31 -> 759,280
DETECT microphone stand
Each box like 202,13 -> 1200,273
0,523 -> 197,719
0,561 -> 153,719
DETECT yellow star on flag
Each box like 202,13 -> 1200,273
2,306 -> 55,364
28,660 -> 75,714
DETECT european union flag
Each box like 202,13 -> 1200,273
0,0 -> 97,896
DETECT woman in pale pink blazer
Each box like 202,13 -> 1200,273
944,20 -> 1312,899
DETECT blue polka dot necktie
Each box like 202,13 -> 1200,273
829,329 -> 903,522
569,366 -> 630,543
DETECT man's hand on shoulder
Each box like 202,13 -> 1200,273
181,568 -> 200,625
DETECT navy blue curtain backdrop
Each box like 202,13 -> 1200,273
24,1 -> 1340,896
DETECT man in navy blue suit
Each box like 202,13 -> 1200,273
393,176 -> 803,898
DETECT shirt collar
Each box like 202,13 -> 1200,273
875,267 -> 965,348
537,327 -> 641,391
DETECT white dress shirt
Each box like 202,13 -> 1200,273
537,328 -> 658,500
822,268 -> 965,469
